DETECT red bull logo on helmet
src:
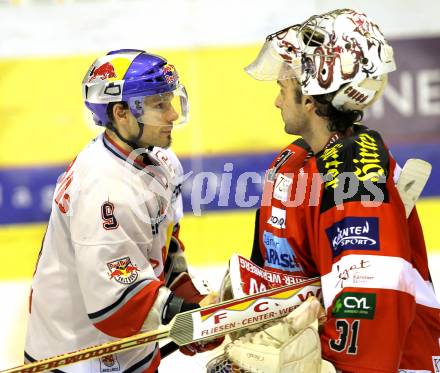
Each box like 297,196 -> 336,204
88,61 -> 117,82
107,256 -> 140,285
163,64 -> 178,85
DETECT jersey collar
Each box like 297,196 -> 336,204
102,132 -> 150,170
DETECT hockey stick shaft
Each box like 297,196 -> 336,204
159,341 -> 180,359
1,278 -> 320,373
2,328 -> 171,373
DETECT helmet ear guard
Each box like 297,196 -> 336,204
331,74 -> 388,111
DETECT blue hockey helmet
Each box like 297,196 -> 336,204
82,49 -> 189,127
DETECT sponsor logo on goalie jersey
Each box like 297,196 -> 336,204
273,174 -> 292,202
433,356 -> 440,373
263,231 -> 303,273
332,292 -> 376,319
326,217 -> 380,257
107,257 -> 140,285
317,130 -> 390,213
335,258 -> 374,288
267,207 -> 286,229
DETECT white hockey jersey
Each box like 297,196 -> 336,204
25,132 -> 185,373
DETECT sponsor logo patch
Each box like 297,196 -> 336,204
163,64 -> 178,85
263,231 -> 302,273
316,131 -> 389,213
332,292 -> 376,319
335,258 -> 373,288
326,217 -> 379,257
100,354 -> 120,372
433,356 -> 440,373
273,174 -> 292,202
267,149 -> 294,182
267,207 -> 286,229
88,62 -> 117,82
107,257 -> 140,285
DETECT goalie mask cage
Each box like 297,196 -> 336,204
206,351 -> 250,373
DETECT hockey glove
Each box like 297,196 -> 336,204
164,236 -> 188,286
179,336 -> 225,356
168,271 -> 212,304
225,297 -> 335,373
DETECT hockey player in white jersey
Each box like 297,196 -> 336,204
24,49 -> 222,372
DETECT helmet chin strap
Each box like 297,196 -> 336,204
107,121 -> 146,150
108,121 -> 155,166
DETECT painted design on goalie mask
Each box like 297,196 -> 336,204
246,9 -> 396,111
276,9 -> 391,92
107,257 -> 140,285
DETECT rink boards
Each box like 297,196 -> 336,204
0,198 -> 439,281
0,38 -> 440,279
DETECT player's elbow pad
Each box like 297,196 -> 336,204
161,292 -> 199,325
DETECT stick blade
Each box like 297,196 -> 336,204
168,278 -> 321,346
168,311 -> 195,346
396,158 -> 432,217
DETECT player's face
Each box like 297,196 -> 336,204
136,93 -> 179,148
274,79 -> 308,136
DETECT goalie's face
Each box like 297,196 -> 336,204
274,78 -> 309,136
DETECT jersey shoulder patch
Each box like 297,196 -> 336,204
267,138 -> 312,181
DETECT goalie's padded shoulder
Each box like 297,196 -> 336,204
316,127 -> 390,180
315,127 -> 390,213
266,137 -> 312,181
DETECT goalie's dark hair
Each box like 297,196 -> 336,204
293,84 -> 363,134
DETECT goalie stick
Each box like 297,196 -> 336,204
396,158 -> 432,218
1,278 -> 320,373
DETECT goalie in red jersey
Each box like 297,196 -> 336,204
235,8 -> 440,373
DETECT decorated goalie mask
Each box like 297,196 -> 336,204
83,49 -> 189,128
245,9 -> 396,111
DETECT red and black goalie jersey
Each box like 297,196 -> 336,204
255,126 -> 440,373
